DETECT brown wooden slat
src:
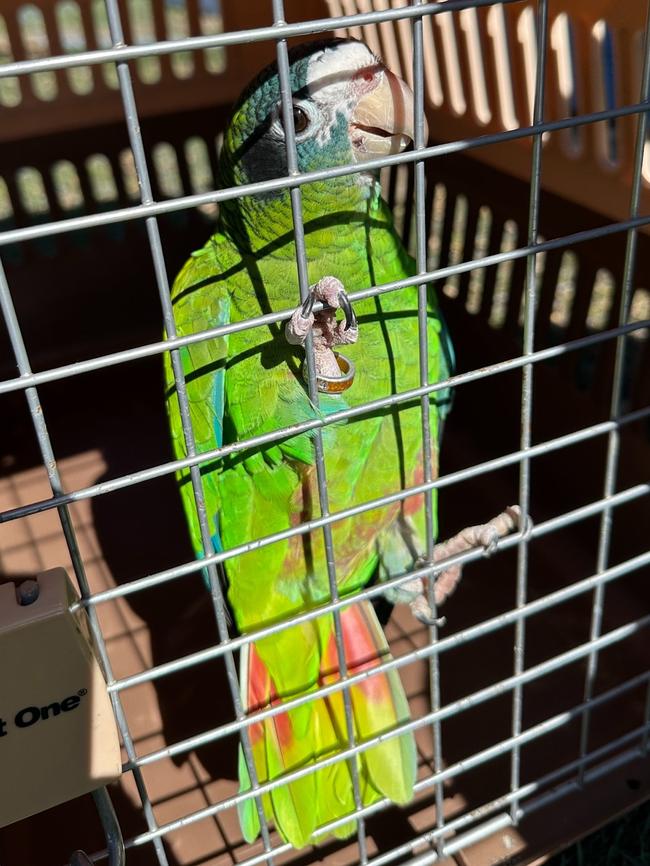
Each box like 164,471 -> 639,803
616,23 -> 642,183
4,8 -> 38,111
592,273 -> 623,408
456,203 -> 480,308
560,261 -> 599,390
40,162 -> 62,220
151,0 -> 174,81
504,3 -> 532,134
3,170 -> 28,225
116,0 -> 133,46
107,152 -> 130,206
76,0 -> 107,94
4,7 -> 28,62
631,334 -> 650,412
549,0 -> 648,30
476,216 -> 504,322
534,248 -> 563,347
437,181 -> 458,275
503,249 -> 526,336
40,4 -> 71,100
186,0 -> 206,74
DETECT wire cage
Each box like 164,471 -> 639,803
1,0 -> 650,864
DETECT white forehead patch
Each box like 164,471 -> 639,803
305,41 -> 379,104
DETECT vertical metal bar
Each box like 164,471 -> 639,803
91,787 -> 126,866
510,0 -> 548,823
68,788 -> 125,865
270,10 -> 368,860
411,0 -> 445,855
0,254 -> 146,862
577,3 -> 650,779
101,2 -> 275,860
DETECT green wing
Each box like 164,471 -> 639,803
164,236 -> 233,559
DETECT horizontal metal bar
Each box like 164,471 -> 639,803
237,722 -> 650,866
442,735 -> 650,861
382,725 -> 650,866
3,317 -> 649,531
1,255 -> 648,397
125,542 -> 650,769
4,313 -> 648,532
0,102 -> 647,248
425,669 -> 650,790
437,814 -> 515,865
0,0 -> 522,79
4,0 -> 647,860
112,481 -> 650,696
522,735 -> 647,815
333,725 -> 650,866
111,723 -> 648,866
120,613 -> 650,847
63,406 -> 650,607
368,812 -> 514,866
364,668 -> 650,866
520,730 -> 649,822
335,724 -> 650,866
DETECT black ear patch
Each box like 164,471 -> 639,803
237,122 -> 288,199
222,37 -> 370,199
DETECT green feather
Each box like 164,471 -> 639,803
237,746 -> 261,843
166,38 -> 453,848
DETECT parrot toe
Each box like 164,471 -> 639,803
410,594 -> 447,627
337,289 -> 357,331
478,526 -> 500,557
477,504 -> 525,556
300,292 -> 316,318
387,573 -> 449,625
313,275 -> 345,308
298,277 -> 357,331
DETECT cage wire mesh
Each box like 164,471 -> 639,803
1,0 -> 650,864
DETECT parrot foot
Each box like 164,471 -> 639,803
285,277 -> 359,388
404,506 -> 524,625
285,276 -> 358,349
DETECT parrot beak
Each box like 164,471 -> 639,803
350,67 -> 426,162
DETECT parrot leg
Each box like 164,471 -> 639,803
285,276 -> 358,379
402,505 -> 524,625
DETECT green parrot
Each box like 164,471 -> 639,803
164,38 -> 453,849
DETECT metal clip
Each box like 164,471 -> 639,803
67,788 -> 125,866
69,852 -> 93,866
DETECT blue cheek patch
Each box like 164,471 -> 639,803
297,111 -> 351,172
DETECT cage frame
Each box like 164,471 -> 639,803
1,1 -> 650,865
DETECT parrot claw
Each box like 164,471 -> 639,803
477,506 -> 530,558
338,289 -> 357,331
396,505 -> 525,626
300,293 -> 315,319
285,277 -> 359,380
480,529 -> 500,558
410,593 -> 435,625
412,602 -> 447,628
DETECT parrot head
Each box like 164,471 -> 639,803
218,39 -> 423,237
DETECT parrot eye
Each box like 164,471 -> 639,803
292,106 -> 309,133
274,102 -> 311,137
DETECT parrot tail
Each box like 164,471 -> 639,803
236,600 -> 416,848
